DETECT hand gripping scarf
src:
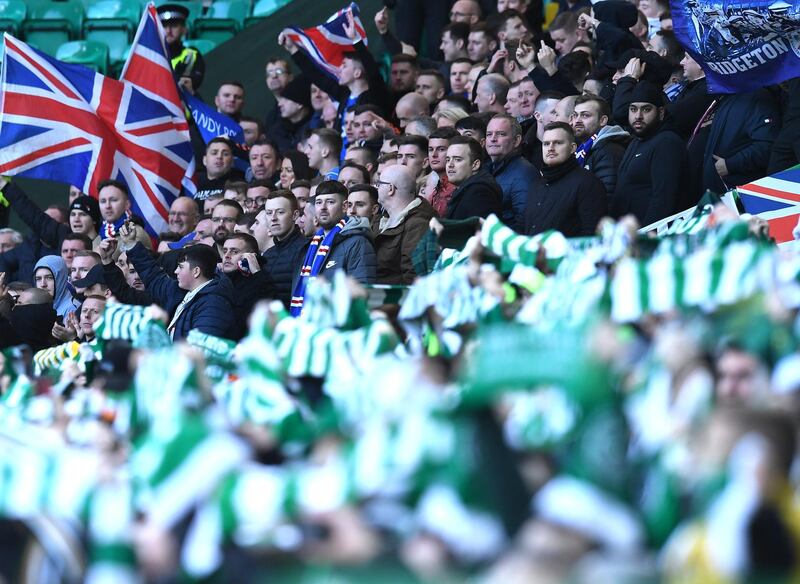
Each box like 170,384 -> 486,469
290,219 -> 346,316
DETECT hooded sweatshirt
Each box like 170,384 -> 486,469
583,124 -> 631,195
34,255 -> 78,319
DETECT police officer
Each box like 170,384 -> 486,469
158,3 -> 205,94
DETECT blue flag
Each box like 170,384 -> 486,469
671,0 -> 800,93
181,89 -> 245,145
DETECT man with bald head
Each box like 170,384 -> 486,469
395,92 -> 430,129
168,197 -> 200,237
450,0 -> 481,24
374,165 -> 437,284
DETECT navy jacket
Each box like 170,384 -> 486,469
126,243 -> 234,340
702,89 -> 780,195
0,234 -> 58,284
490,153 -> 539,232
263,226 -> 307,308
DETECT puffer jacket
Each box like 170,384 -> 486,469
490,152 -> 540,232
263,226 -> 308,308
126,242 -> 235,340
583,124 -> 631,196
445,169 -> 504,221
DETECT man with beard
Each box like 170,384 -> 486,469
290,181 -> 376,315
613,81 -> 687,226
195,138 -> 245,203
525,122 -> 606,236
219,233 -> 273,341
571,94 -> 630,195
211,200 -> 243,257
158,4 -> 204,94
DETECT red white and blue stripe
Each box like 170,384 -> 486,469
0,3 -> 193,238
284,2 -> 368,81
737,165 -> 800,244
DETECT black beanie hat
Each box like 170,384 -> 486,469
279,75 -> 312,110
70,195 -> 102,229
629,81 -> 665,107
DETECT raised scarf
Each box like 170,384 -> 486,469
101,210 -> 132,240
290,219 -> 346,316
575,133 -> 598,165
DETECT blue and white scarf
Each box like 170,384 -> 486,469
575,134 -> 598,165
290,219 -> 346,316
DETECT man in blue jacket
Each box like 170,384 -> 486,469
118,223 -> 234,340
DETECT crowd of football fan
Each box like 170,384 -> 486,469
2,0 -> 800,581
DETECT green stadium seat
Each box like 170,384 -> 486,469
0,0 -> 26,36
183,38 -> 217,54
56,39 -> 109,74
84,0 -> 140,27
82,1 -> 140,66
22,0 -> 84,55
191,0 -> 248,45
244,0 -> 283,28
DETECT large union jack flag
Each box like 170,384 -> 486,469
283,2 -> 367,81
737,165 -> 800,244
0,3 -> 193,237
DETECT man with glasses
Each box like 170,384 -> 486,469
210,200 -> 243,257
243,180 -> 272,214
264,57 -> 293,130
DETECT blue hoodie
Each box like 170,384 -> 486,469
34,255 -> 77,319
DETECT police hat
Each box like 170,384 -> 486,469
157,3 -> 190,22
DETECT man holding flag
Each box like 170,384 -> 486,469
278,4 -> 388,145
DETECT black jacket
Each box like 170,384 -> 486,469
0,303 -> 58,352
592,1 -> 643,70
0,234 -> 58,285
224,269 -> 274,341
668,77 -> 717,140
3,183 -> 72,252
445,170 -> 504,221
102,262 -> 154,306
702,89 -> 780,195
613,126 -> 688,226
267,111 -> 313,155
525,161 -> 607,236
583,125 -> 631,195
263,227 -> 307,308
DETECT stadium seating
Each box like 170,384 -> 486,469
244,0 -> 287,28
183,38 -> 217,54
22,0 -> 84,56
191,0 -> 249,45
82,1 -> 141,68
0,0 -> 26,36
56,39 -> 109,74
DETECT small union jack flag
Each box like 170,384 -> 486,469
283,2 -> 368,81
0,3 -> 193,238
737,165 -> 800,244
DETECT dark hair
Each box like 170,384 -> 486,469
574,93 -> 611,120
448,135 -> 484,164
346,145 -> 379,168
429,127 -> 459,141
250,139 -> 280,155
455,114 -> 488,138
48,205 -> 69,223
223,180 -> 248,196
339,161 -> 371,184
396,134 -> 428,156
312,128 -> 343,158
549,11 -> 578,34
417,69 -> 446,86
316,180 -> 348,199
542,121 -> 576,142
217,80 -> 245,91
207,136 -> 234,151
178,244 -> 220,280
267,189 -> 299,212
238,115 -> 264,134
96,179 -> 129,198
224,232 -> 259,253
236,212 -> 257,229
247,179 -> 273,191
450,57 -> 474,68
442,21 -> 470,45
342,51 -> 368,72
62,233 -> 92,249
495,9 -> 531,36
391,53 -> 418,68
353,103 -> 386,118
281,150 -> 313,180
469,21 -> 498,44
348,184 -> 378,204
557,51 -> 592,89
653,30 -> 685,65
290,179 -> 311,190
265,56 -> 290,70
214,199 -> 244,217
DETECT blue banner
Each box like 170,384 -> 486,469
181,89 -> 245,145
671,0 -> 800,93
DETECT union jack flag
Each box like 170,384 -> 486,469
737,164 -> 800,244
0,4 -> 193,238
283,2 -> 368,81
